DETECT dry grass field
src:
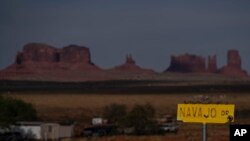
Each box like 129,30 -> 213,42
4,92 -> 250,119
2,92 -> 250,141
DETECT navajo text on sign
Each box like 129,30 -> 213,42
177,104 -> 235,123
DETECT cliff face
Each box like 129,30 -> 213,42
219,50 -> 248,76
166,54 -> 206,73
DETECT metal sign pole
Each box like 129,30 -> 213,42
202,123 -> 207,141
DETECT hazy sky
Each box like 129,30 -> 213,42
1,0 -> 250,72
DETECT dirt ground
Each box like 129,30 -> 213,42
3,92 -> 250,141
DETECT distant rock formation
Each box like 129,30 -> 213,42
110,54 -> 155,74
125,54 -> 136,64
2,43 -> 100,73
0,42 -> 248,81
165,50 -> 248,77
219,50 -> 248,76
0,43 -> 158,81
166,54 -> 206,73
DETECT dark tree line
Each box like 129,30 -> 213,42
0,95 -> 37,127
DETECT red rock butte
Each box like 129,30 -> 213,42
165,49 -> 248,76
219,50 -> 248,76
5,43 -> 100,72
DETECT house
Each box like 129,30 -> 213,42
13,122 -> 75,140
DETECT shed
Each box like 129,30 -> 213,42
13,121 -> 74,140
14,122 -> 43,140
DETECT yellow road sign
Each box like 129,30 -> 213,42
177,104 -> 235,124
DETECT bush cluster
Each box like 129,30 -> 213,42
103,103 -> 158,135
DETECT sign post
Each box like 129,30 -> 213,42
203,123 -> 207,141
177,104 -> 235,141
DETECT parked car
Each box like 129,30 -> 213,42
0,132 -> 23,141
158,123 -> 179,133
82,125 -> 117,137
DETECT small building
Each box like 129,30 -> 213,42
13,122 -> 74,140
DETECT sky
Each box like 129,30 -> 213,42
1,0 -> 250,72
